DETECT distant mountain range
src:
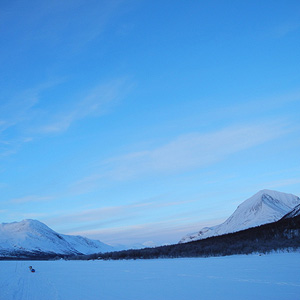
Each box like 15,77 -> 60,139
1,189 -> 299,259
0,219 -> 113,258
180,189 -> 300,243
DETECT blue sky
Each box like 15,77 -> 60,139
0,0 -> 300,246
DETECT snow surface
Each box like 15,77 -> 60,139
0,219 -> 113,256
180,189 -> 300,243
0,253 -> 300,300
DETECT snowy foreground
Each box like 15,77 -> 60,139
1,253 -> 300,300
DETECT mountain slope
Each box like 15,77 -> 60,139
0,219 -> 113,257
282,203 -> 300,219
180,189 -> 300,243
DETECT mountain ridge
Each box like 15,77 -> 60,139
180,189 -> 300,243
0,219 -> 113,257
282,203 -> 300,219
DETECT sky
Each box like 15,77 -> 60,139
0,0 -> 300,246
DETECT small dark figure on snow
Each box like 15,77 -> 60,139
29,266 -> 35,273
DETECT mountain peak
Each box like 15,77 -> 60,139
1,219 -> 55,237
257,189 -> 274,195
180,190 -> 300,243
0,219 -> 114,257
22,218 -> 42,224
19,219 -> 48,228
255,189 -> 296,198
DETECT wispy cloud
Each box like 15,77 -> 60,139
69,217 -> 225,245
39,78 -> 132,134
21,212 -> 48,219
0,77 -> 132,158
273,22 -> 300,38
0,88 -> 40,132
45,198 -> 192,231
265,178 -> 300,190
0,79 -> 64,125
0,80 -> 64,156
9,195 -> 53,204
0,0 -> 128,58
220,90 -> 300,119
95,121 -> 290,181
0,0 -> 133,156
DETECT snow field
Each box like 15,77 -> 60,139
1,252 -> 300,300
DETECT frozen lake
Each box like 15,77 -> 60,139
1,252 -> 300,300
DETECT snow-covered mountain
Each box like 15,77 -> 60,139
180,189 -> 300,243
0,219 -> 114,257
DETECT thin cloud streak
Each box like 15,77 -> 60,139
67,121 -> 290,195
265,178 -> 300,190
99,121 -> 290,181
0,79 -> 65,129
0,77 -> 131,158
9,195 -> 53,204
0,79 -> 65,157
45,199 -> 193,231
0,0 -> 128,59
218,90 -> 300,120
70,218 -> 225,245
40,78 -> 132,134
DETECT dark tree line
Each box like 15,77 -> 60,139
0,250 -> 69,261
